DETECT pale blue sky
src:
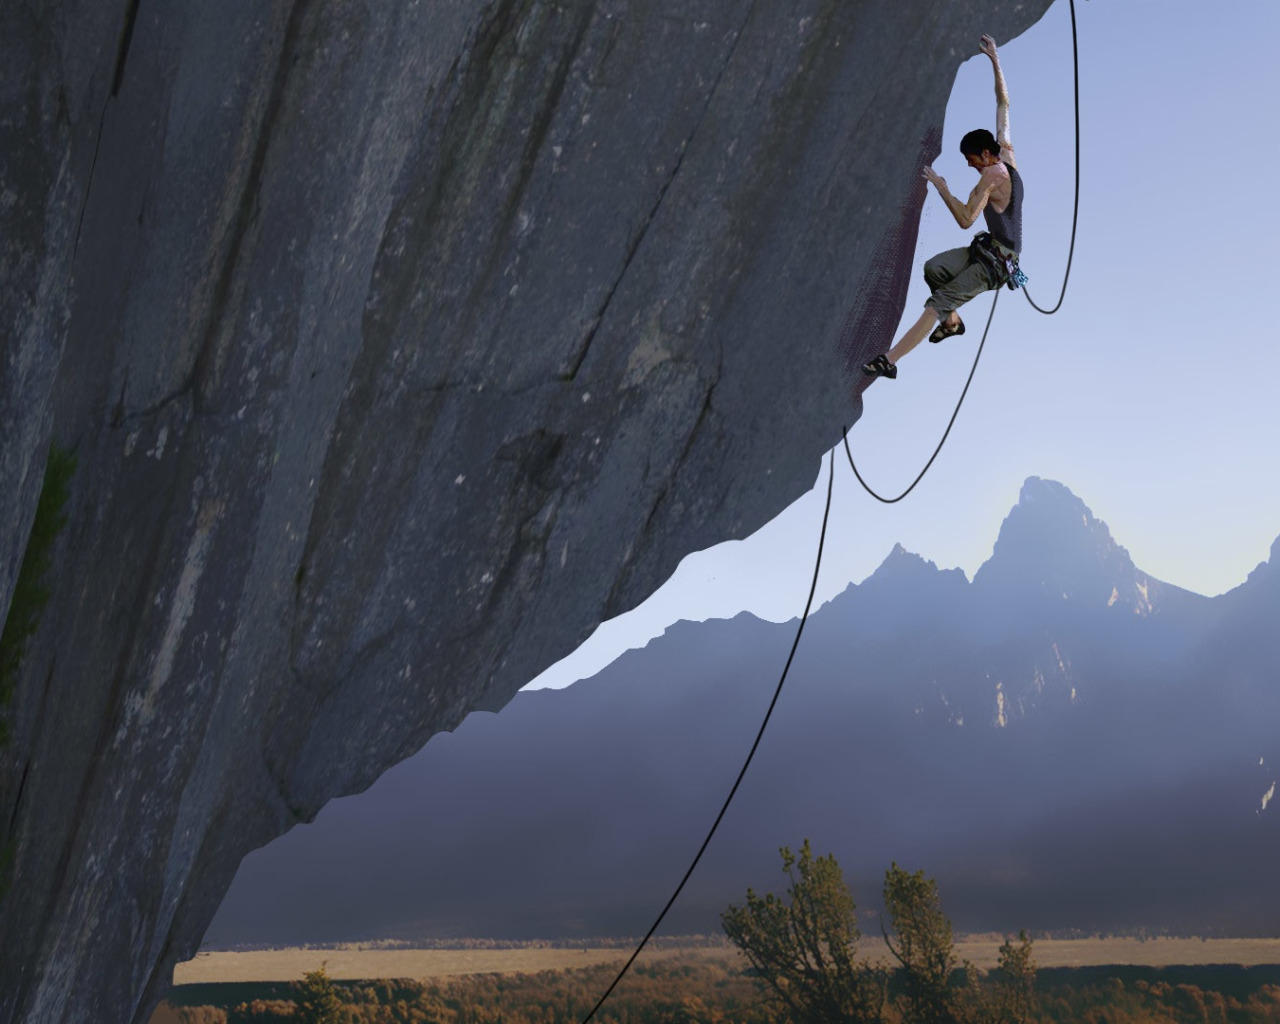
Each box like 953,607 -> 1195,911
527,0 -> 1280,690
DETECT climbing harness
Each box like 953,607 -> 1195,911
848,0 -> 1080,501
970,232 -> 1023,290
580,3 -> 1082,1018
578,450 -> 836,1024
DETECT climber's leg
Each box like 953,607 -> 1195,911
886,306 -> 942,365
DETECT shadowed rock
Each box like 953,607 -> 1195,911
0,2 -> 1052,1021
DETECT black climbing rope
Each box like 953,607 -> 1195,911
579,448 -> 837,1024
1023,0 -> 1080,315
579,6 -> 1083,1015
844,288 -> 1000,503
849,0 -> 1081,500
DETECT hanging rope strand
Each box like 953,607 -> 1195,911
578,449 -> 837,1024
845,288 -> 999,503
1023,0 -> 1080,314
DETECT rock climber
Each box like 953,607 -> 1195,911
862,34 -> 1023,381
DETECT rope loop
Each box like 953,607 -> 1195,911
1022,0 -> 1080,315
846,288 -> 999,503
850,0 -> 1080,500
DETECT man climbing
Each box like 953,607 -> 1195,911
863,34 -> 1023,380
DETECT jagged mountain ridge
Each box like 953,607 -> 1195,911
847,477 -> 1212,639
207,478 -> 1280,944
803,477 -> 1215,727
972,477 -> 1209,636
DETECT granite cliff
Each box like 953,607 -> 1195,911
0,1 -> 1052,1021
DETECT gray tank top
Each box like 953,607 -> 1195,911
983,162 -> 1023,253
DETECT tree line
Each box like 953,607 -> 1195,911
161,959 -> 1280,1024
160,842 -> 1280,1023
721,840 -> 1035,1024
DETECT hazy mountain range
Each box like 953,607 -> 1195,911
206,478 -> 1280,946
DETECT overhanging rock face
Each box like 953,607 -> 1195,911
0,1 -> 1052,1021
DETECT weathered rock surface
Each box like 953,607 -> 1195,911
0,1 -> 1052,1021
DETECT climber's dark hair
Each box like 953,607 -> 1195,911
959,128 -> 1000,158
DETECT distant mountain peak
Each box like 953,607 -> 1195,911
1017,475 -> 1077,502
974,478 -> 1145,609
995,477 -> 1117,549
884,541 -> 919,563
1232,532 -> 1280,601
822,542 -> 966,617
1011,477 -> 1104,527
870,542 -> 952,580
1248,534 -> 1280,584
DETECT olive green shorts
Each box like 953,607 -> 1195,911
923,244 -> 1002,318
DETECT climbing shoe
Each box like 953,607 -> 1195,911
861,353 -> 897,379
929,316 -> 966,343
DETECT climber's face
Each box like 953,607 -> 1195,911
965,150 -> 1000,171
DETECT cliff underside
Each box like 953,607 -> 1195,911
0,1 -> 1051,1021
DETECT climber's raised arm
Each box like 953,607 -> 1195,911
979,34 -> 1016,169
